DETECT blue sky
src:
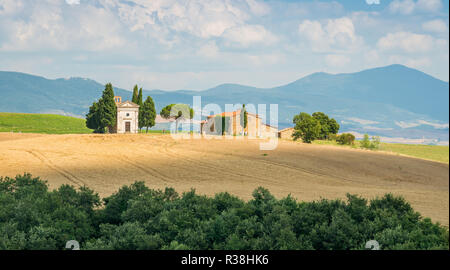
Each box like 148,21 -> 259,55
0,0 -> 448,90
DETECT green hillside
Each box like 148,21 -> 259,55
313,140 -> 449,164
0,112 -> 92,134
380,143 -> 449,164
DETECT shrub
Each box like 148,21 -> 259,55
337,133 -> 356,145
360,134 -> 381,150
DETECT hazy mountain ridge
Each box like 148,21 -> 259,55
0,65 -> 448,143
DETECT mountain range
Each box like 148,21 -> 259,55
0,64 -> 448,144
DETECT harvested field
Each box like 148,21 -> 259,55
0,133 -> 448,226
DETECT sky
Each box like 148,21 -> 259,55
0,0 -> 448,91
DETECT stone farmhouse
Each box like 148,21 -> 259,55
113,96 -> 139,134
200,109 -> 277,137
278,127 -> 294,139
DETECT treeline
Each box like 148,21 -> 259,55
86,83 -> 196,133
292,112 -> 339,143
0,174 -> 448,250
291,112 -> 382,148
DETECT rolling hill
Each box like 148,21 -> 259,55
0,112 -> 91,134
0,64 -> 448,142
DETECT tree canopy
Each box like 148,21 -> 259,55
160,104 -> 194,120
240,104 -> 248,131
140,96 -> 156,133
131,85 -> 139,104
292,112 -> 321,143
292,112 -> 339,143
85,83 -> 117,133
0,174 -> 448,250
311,112 -> 339,139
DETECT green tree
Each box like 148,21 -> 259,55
137,88 -> 144,129
141,96 -> 156,133
240,104 -> 248,135
98,83 -> 117,133
371,136 -> 381,150
85,83 -> 117,133
131,85 -> 139,104
214,115 -> 229,136
360,134 -> 371,149
336,133 -> 356,145
292,112 -> 321,143
160,104 -> 194,132
312,112 -> 339,139
86,101 -> 102,133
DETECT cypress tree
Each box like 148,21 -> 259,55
132,85 -> 139,104
141,96 -> 156,133
98,83 -> 117,133
138,88 -> 144,129
240,104 -> 248,135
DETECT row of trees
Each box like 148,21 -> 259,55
292,112 -> 339,143
86,84 -> 156,133
0,174 -> 448,250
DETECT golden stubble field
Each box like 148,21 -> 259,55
0,133 -> 448,226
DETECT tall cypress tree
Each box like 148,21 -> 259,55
138,87 -> 144,129
141,96 -> 156,133
98,83 -> 117,133
132,85 -> 139,104
240,104 -> 248,135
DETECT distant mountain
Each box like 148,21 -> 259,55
0,65 -> 448,143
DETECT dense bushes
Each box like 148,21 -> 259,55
292,112 -> 339,143
0,174 -> 448,250
336,133 -> 356,145
361,134 -> 381,150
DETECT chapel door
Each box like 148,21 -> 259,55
125,122 -> 131,132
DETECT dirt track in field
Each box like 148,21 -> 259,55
0,133 -> 448,226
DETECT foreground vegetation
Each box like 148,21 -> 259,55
0,174 -> 447,250
0,112 -> 92,134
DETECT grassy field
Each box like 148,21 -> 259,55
0,112 -> 92,134
313,140 -> 449,164
379,143 -> 449,164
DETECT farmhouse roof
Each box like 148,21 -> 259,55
264,123 -> 278,129
278,127 -> 294,133
207,109 -> 261,119
116,100 -> 139,108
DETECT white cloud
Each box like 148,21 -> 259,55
363,126 -> 394,131
0,1 -> 127,51
298,17 -> 363,53
110,0 -> 256,39
377,32 -> 434,53
347,117 -> 380,125
389,0 -> 416,14
416,0 -> 443,12
245,0 -> 270,16
197,40 -> 219,58
395,120 -> 449,129
325,54 -> 350,67
0,0 -> 24,15
65,0 -> 80,5
405,57 -> 432,68
389,0 -> 442,14
222,24 -> 277,47
365,0 -> 380,5
422,19 -> 448,33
